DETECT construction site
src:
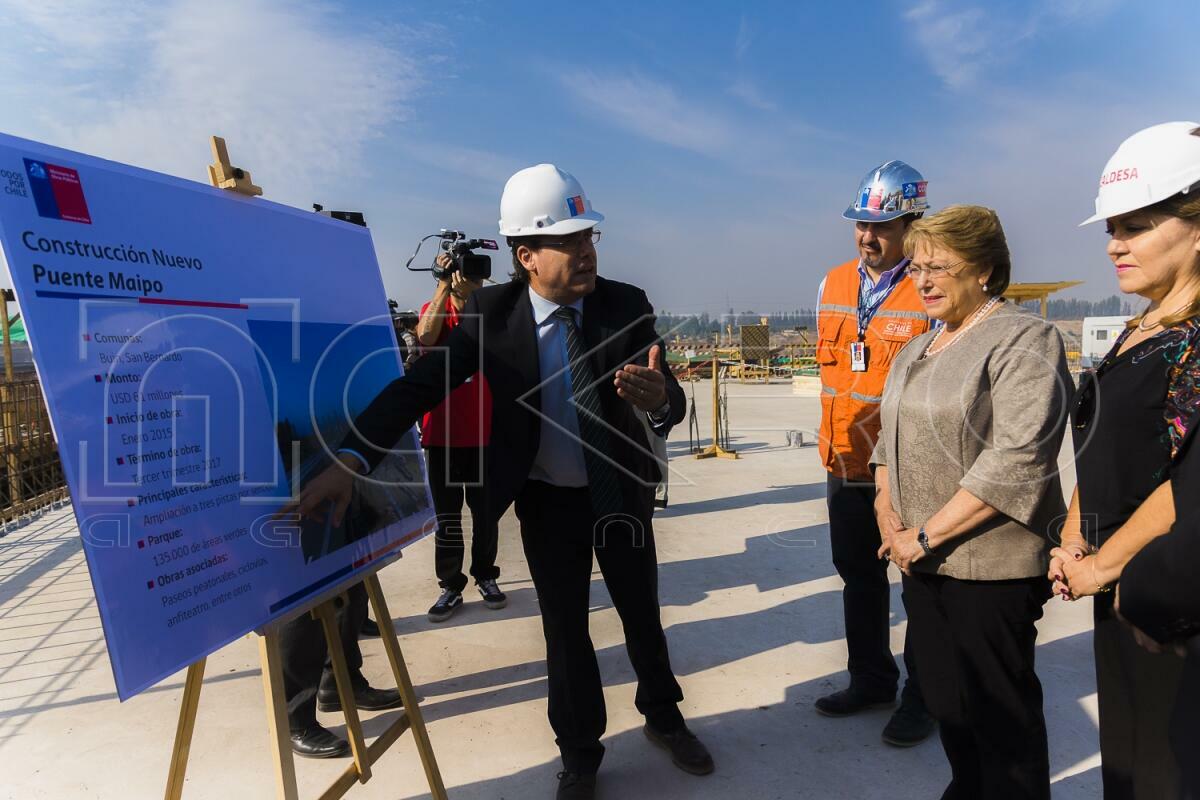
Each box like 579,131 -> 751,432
3,1 -> 1198,796
662,281 -> 1093,385
0,363 -> 1102,799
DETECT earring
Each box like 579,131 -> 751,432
982,283 -> 989,292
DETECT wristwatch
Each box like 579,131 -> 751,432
917,526 -> 935,557
648,399 -> 671,424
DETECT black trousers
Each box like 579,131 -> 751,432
826,474 -> 922,703
1178,642 -> 1200,800
279,582 -> 369,733
904,572 -> 1051,800
426,446 -> 500,593
515,480 -> 685,775
1093,596 -> 1184,799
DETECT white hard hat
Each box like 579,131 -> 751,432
499,164 -> 604,237
1080,121 -> 1200,225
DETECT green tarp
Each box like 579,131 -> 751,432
5,313 -> 26,343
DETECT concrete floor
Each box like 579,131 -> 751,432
0,382 -> 1101,799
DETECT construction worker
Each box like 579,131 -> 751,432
814,160 -> 936,746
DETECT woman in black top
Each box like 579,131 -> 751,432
1050,122 -> 1200,799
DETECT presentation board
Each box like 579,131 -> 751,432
0,133 -> 434,699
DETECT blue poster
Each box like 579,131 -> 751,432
0,133 -> 435,700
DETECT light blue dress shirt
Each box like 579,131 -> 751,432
527,287 -> 590,487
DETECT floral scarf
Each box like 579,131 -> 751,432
1164,317 -> 1200,460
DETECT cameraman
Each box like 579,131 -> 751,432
417,256 -> 505,621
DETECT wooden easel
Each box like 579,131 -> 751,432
695,356 -> 738,460
162,137 -> 447,800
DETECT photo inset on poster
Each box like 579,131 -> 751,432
247,319 -> 427,564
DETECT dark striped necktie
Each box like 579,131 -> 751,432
553,307 -> 624,517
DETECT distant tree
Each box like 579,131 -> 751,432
1026,295 -> 1132,320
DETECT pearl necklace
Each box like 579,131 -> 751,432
923,296 -> 1002,358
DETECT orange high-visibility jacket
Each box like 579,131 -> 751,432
818,259 -> 931,480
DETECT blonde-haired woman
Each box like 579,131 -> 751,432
874,205 -> 1072,799
1052,121 -> 1200,799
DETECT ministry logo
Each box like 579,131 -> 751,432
23,157 -> 91,224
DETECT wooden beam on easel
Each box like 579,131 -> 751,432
314,598 -> 372,783
159,136 -> 447,800
364,574 -> 446,797
206,136 -> 262,197
164,658 -> 207,800
259,632 -> 300,800
316,575 -> 447,800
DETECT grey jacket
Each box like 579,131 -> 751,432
870,303 -> 1071,580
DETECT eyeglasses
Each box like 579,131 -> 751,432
532,229 -> 601,251
905,260 -> 967,279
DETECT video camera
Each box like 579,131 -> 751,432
405,229 -> 499,282
387,299 -> 417,329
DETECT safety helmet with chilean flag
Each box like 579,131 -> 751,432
499,164 -> 604,237
843,160 -> 929,222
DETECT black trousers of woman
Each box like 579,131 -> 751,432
1094,597 -> 1184,799
903,572 -> 1051,800
1178,641 -> 1200,800
425,446 -> 499,593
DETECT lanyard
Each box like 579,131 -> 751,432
857,268 -> 900,339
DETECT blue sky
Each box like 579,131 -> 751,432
0,0 -> 1196,313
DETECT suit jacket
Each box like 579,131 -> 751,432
343,276 -> 685,522
1121,408 -> 1200,644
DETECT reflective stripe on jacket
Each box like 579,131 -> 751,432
818,259 -> 930,480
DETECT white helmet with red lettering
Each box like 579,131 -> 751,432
1081,121 -> 1200,225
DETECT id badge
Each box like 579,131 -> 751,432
850,341 -> 868,372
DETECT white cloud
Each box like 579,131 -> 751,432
396,140 -> 522,188
1,0 -> 150,56
728,78 -> 778,112
0,0 -> 426,207
564,72 -> 739,157
735,14 -> 754,59
558,69 -> 838,188
903,1 -> 992,89
903,0 -> 1122,90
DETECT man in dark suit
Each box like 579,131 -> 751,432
1120,408 -> 1200,799
288,164 -> 713,799
279,581 -> 403,758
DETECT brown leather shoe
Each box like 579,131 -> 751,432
643,723 -> 714,775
